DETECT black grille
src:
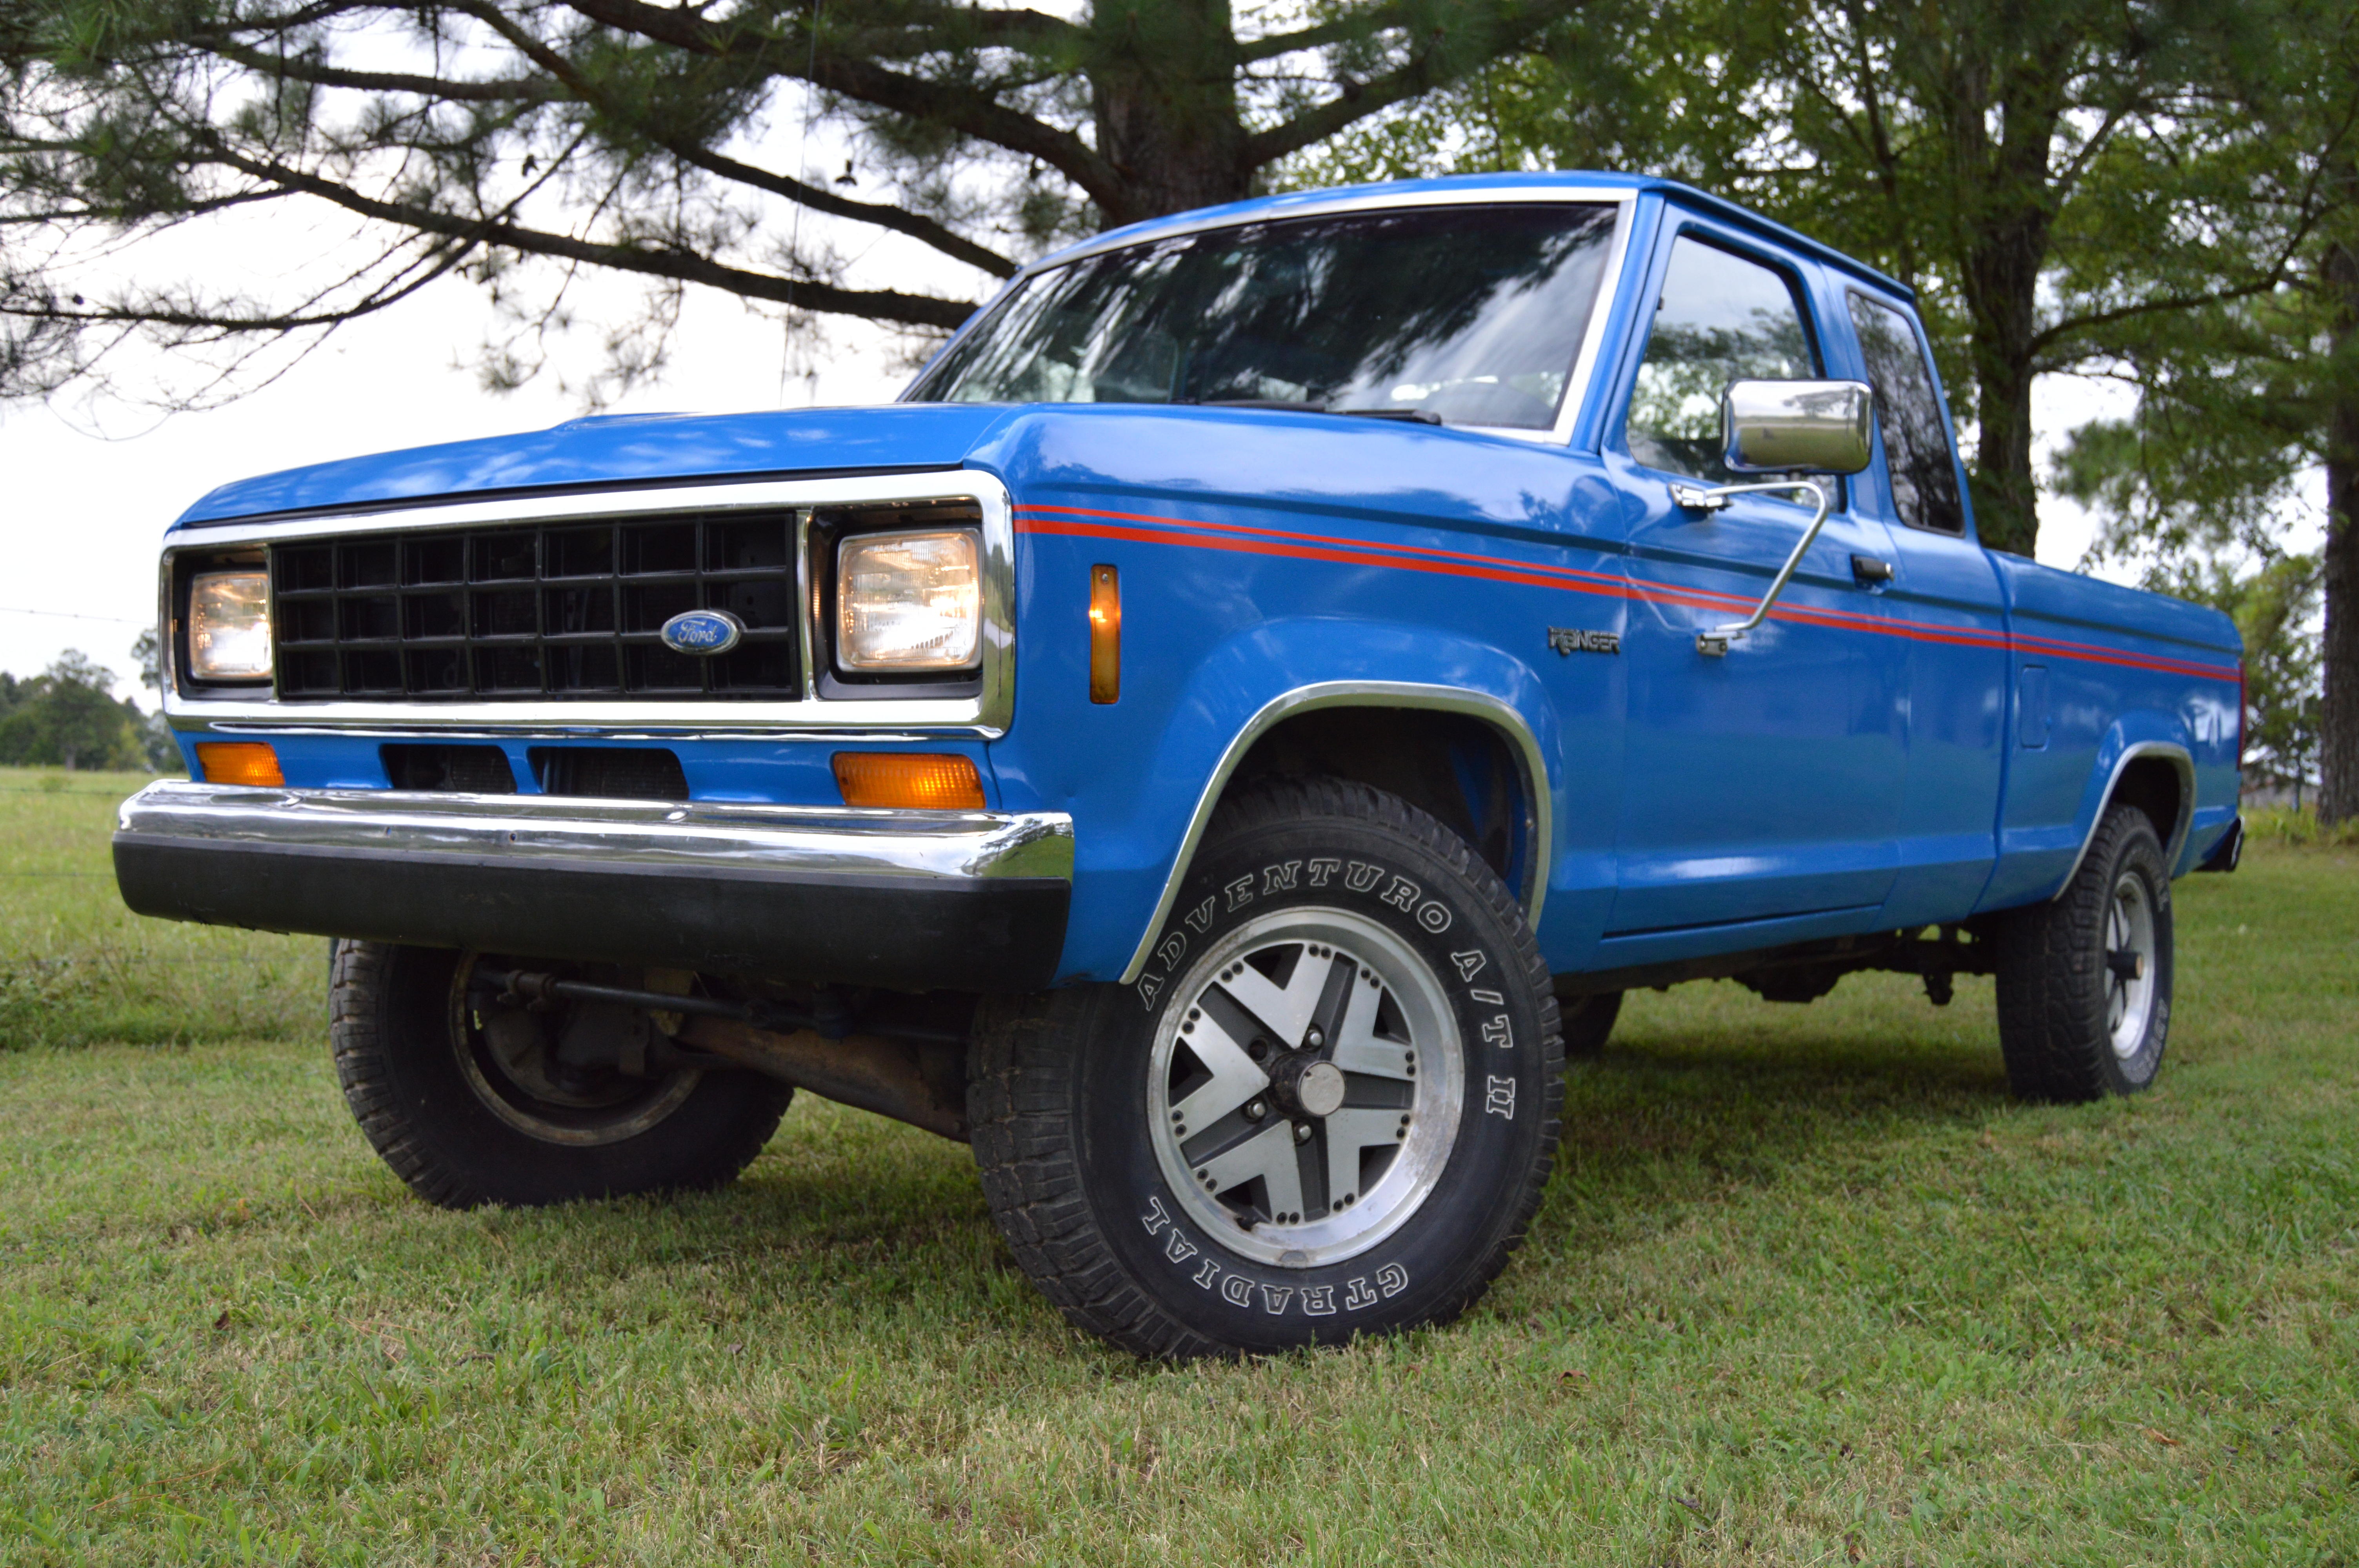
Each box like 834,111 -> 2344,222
531,747 -> 689,801
271,514 -> 801,701
382,744 -> 518,793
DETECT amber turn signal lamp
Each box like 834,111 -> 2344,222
833,752 -> 986,810
195,742 -> 284,787
1088,563 -> 1120,704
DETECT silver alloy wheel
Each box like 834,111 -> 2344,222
1146,907 -> 1464,1269
446,957 -> 702,1147
2104,872 -> 2159,1059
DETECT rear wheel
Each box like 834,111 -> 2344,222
329,941 -> 790,1208
969,778 -> 1562,1358
1993,804 -> 2174,1102
1555,989 -> 1623,1060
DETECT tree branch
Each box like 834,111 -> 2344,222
191,36 -> 560,104
201,143 -> 979,330
559,0 -> 1124,206
452,1 -> 1017,278
2,230 -> 473,334
1237,5 -> 1413,64
826,4 -> 1086,55
2031,271 -> 2311,365
1239,0 -> 1586,168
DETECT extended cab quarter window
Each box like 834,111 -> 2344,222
1624,235 -> 1819,482
1848,293 -> 1966,535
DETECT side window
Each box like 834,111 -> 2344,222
1848,293 -> 1966,535
1624,235 -> 1820,483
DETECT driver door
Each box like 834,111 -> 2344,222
1601,226 -> 1908,945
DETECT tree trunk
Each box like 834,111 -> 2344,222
1942,48 -> 2061,562
1964,297 -> 2043,560
2318,227 -> 2359,826
1088,0 -> 1253,227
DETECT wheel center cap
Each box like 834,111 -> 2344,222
1270,1055 -> 1347,1118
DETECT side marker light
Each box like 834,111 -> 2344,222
1089,563 -> 1120,705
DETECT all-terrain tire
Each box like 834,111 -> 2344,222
969,778 -> 1563,1358
329,940 -> 791,1208
1993,804 -> 2174,1102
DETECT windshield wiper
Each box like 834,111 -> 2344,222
1185,398 -> 1444,425
1336,407 -> 1443,425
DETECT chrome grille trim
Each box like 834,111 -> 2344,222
159,470 -> 1015,735
269,510 -> 808,703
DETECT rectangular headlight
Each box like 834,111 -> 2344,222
187,570 -> 273,681
836,530 -> 982,672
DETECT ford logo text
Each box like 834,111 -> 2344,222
658,608 -> 744,656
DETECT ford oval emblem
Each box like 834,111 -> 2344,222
659,608 -> 744,656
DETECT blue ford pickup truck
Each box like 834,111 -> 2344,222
115,173 -> 2245,1358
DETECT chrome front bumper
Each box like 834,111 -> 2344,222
113,781 -> 1075,991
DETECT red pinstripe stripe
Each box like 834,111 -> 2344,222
1017,514 -> 1625,600
1013,507 -> 2239,683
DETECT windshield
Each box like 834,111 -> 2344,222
907,203 -> 1619,430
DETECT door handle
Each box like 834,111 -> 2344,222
1850,554 -> 1894,587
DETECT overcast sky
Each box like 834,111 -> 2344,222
0,165 -> 2152,700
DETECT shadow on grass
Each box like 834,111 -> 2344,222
265,989 -> 2023,1352
1524,985 -> 2017,1265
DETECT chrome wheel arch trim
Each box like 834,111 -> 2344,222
1117,681 -> 1553,987
2053,739 -> 2195,899
156,469 -> 1017,736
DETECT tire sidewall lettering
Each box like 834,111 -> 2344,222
1096,827 -> 1549,1345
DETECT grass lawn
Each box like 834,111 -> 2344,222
1,766 -> 2354,1564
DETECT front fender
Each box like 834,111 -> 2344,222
1038,617 -> 1564,985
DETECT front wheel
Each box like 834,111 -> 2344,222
969,779 -> 1563,1358
329,941 -> 792,1208
1993,803 -> 2175,1101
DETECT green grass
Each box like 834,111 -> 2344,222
2245,804 -> 2359,849
1,763 -> 2354,1564
0,769 -> 317,1049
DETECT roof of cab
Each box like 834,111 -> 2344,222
1023,171 -> 1915,302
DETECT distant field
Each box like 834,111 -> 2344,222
1,765 -> 2354,1564
0,769 -> 316,1048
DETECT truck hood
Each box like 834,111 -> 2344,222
174,404 -> 1018,525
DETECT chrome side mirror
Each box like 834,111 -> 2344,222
1665,378 -> 1876,658
1722,379 -> 1873,475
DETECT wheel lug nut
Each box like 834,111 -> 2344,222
1293,1122 -> 1313,1143
1306,1028 -> 1325,1048
1244,1099 -> 1267,1121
